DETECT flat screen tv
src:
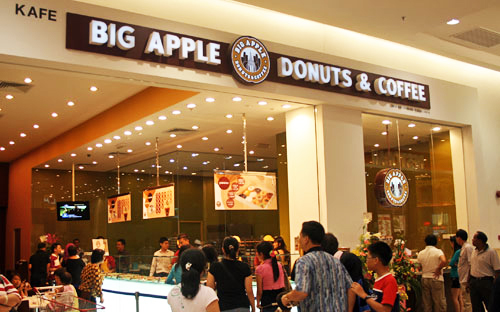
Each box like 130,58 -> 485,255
57,201 -> 90,221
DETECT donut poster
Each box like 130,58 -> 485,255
214,170 -> 277,210
107,193 -> 131,223
143,184 -> 175,219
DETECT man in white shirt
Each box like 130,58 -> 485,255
150,237 -> 174,277
417,234 -> 447,312
456,229 -> 473,312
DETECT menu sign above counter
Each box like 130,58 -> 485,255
66,13 -> 430,109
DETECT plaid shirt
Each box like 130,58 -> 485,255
79,263 -> 104,298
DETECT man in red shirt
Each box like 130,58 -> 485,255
351,241 -> 399,312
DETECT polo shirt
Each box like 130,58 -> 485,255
470,244 -> 500,278
458,242 -> 473,284
417,245 -> 445,281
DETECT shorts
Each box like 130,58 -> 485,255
451,277 -> 460,289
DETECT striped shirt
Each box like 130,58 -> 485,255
0,274 -> 21,302
294,248 -> 353,312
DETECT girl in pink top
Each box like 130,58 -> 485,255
255,241 -> 285,312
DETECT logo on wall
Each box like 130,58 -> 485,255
374,168 -> 409,207
230,36 -> 270,84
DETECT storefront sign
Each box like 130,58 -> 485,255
66,13 -> 430,109
214,170 -> 277,210
143,184 -> 175,219
374,168 -> 409,207
15,3 -> 57,21
107,193 -> 131,223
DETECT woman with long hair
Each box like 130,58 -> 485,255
256,241 -> 286,312
166,245 -> 191,285
167,249 -> 219,312
450,236 -> 463,312
272,236 -> 290,275
207,237 -> 255,312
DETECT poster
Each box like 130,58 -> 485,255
214,170 -> 277,210
107,193 -> 131,223
92,239 -> 109,256
377,214 -> 392,237
143,184 -> 175,219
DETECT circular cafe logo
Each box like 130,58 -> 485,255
383,169 -> 409,207
230,36 -> 270,84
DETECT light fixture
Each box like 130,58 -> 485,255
381,131 -> 387,135
135,126 -> 143,131
282,104 -> 291,109
124,131 -> 132,136
441,139 -> 445,142
205,97 -> 215,102
172,110 -> 181,115
176,144 -> 182,149
127,149 -> 133,153
191,173 -> 197,175
382,120 -> 391,125
113,136 -> 121,140
249,150 -> 255,155
108,155 -> 114,159
51,112 -> 58,118
186,103 -> 196,109
78,166 -> 84,169
257,158 -> 264,162
202,137 -> 208,141
374,154 -> 378,157
170,134 -> 176,138
232,97 -> 242,102
267,116 -> 274,121
183,166 -> 188,170
67,101 -> 75,107
192,125 -> 199,130
92,161 -> 98,164
170,159 -> 175,163
158,115 -> 167,120
408,123 -> 416,128
0,147 -> 5,151
192,153 -> 199,157
263,165 -> 269,169
145,141 -> 151,146
70,153 -> 77,157
214,147 -> 220,152
6,95 -> 14,100
24,77 -> 32,83
90,86 -> 98,92
44,164 -> 50,168
87,147 -> 93,151
432,127 -> 441,132
413,136 -> 419,140
104,139 -> 112,144
226,129 -> 232,134
225,114 -> 233,119
146,120 -> 154,126
202,161 -> 208,165
134,169 -> 139,172
33,124 -> 39,129
57,159 -> 63,163
258,101 -> 267,106
165,171 -> 169,174
234,163 -> 240,167
95,143 -> 103,148
374,144 -> 380,147
447,18 -> 460,25
408,148 -> 412,151
20,133 -> 26,137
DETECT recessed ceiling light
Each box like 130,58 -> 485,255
134,169 -> 139,172
44,164 -> 50,168
441,139 -> 446,142
205,97 -> 215,102
170,134 -> 176,138
67,101 -> 75,107
172,110 -> 181,115
145,141 -> 151,146
202,137 -> 208,141
141,169 -> 145,172
135,126 -> 143,131
33,124 -> 39,129
165,170 -> 169,174
413,136 -> 419,140
24,77 -> 32,84
192,125 -> 199,130
6,95 -> 14,100
170,159 -> 175,163
124,131 -> 132,136
232,97 -> 242,102
70,153 -> 77,157
87,147 -> 93,151
146,120 -> 154,126
186,103 -> 196,109
258,101 -> 267,106
374,153 -> 378,157
108,155 -> 114,159
20,133 -> 26,137
202,161 -> 208,165
183,166 -> 188,170
267,116 -> 274,121
113,136 -> 121,140
9,140 -> 15,145
0,147 -> 5,151
381,131 -> 387,135
90,86 -> 98,92
234,163 -> 241,167
57,159 -> 63,163
374,144 -> 380,147
432,127 -> 441,132
249,150 -> 255,155
191,172 -> 197,175
51,112 -> 58,117
214,147 -> 220,152
382,120 -> 391,125
176,144 -> 182,149
158,115 -> 167,120
92,161 -> 98,164
408,123 -> 416,128
78,166 -> 84,169
263,165 -> 269,169
226,129 -> 232,134
282,104 -> 291,109
104,139 -> 112,144
225,114 -> 233,119
408,148 -> 412,151
95,143 -> 103,148
192,153 -> 199,157
257,158 -> 264,162
127,149 -> 133,153
447,18 -> 460,25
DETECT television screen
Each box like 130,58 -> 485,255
57,201 -> 90,221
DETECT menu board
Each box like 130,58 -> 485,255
214,170 -> 277,210
143,184 -> 175,219
107,193 -> 131,223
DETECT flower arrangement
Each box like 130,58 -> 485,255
352,221 -> 381,288
391,239 -> 421,311
41,233 -> 61,245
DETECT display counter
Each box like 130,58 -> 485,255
100,273 -> 298,312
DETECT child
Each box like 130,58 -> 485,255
53,268 -> 79,311
351,241 -> 399,312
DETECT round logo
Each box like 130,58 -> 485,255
374,168 -> 409,207
230,36 -> 270,84
218,177 -> 230,190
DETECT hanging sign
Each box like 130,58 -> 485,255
214,170 -> 277,210
374,168 -> 409,207
107,193 -> 131,223
143,184 -> 175,219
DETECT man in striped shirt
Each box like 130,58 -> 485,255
0,274 -> 21,312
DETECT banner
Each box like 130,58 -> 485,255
214,170 -> 277,210
107,193 -> 131,223
143,184 -> 175,219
